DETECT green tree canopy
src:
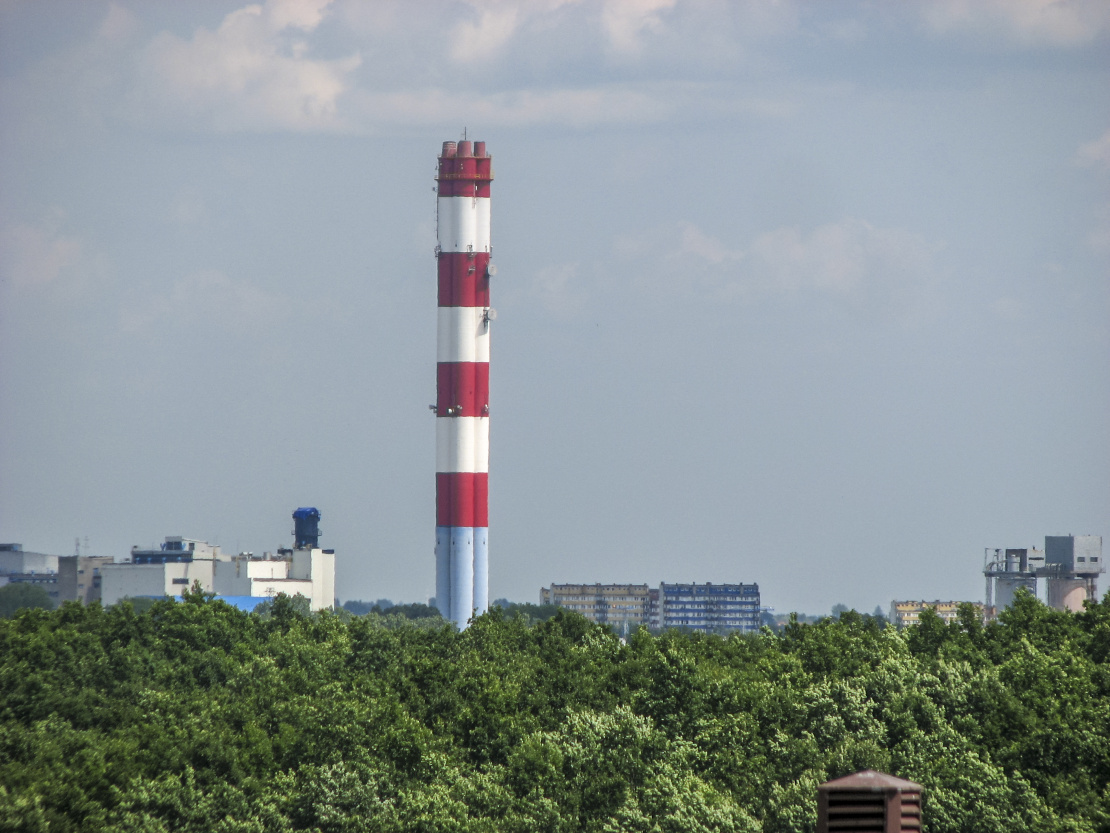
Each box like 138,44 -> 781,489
1,590 -> 1108,831
0,583 -> 55,617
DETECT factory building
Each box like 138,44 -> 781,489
0,544 -> 61,604
984,534 -> 1103,617
434,138 -> 494,628
58,556 -> 115,605
100,509 -> 335,611
0,543 -> 59,575
0,544 -> 112,606
541,582 -> 762,634
1045,535 -> 1103,612
101,537 -> 222,604
989,548 -> 1042,610
101,540 -> 334,611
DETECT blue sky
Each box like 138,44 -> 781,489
1,0 -> 1107,614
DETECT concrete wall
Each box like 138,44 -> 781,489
213,558 -> 289,597
290,548 -> 334,611
1047,578 -> 1089,613
1046,535 -> 1103,574
100,550 -> 334,611
100,560 -> 215,606
252,579 -> 314,599
0,551 -> 59,575
995,576 -> 1036,610
57,556 -> 115,604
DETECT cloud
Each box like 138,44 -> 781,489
120,269 -> 295,334
131,0 -> 694,131
446,0 -> 685,63
19,0 -> 1099,140
677,221 -> 743,265
991,296 -> 1027,323
1087,202 -> 1110,253
1077,128 -> 1110,172
451,5 -> 523,63
748,218 -> 936,295
135,0 -> 361,132
921,0 -> 1110,46
1,0 -> 802,137
620,218 -> 939,310
98,3 -> 141,43
169,190 -> 208,229
0,213 -> 84,293
351,83 -> 670,128
531,262 -> 588,315
601,0 -> 677,55
1075,130 -> 1110,252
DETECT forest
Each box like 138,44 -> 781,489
1,590 -> 1108,832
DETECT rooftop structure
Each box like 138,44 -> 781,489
292,507 -> 321,549
817,770 -> 922,833
130,537 -> 222,564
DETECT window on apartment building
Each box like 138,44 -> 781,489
171,578 -> 189,585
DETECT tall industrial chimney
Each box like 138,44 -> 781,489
434,138 -> 493,627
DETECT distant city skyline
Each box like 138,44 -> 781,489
1,0 -> 1107,615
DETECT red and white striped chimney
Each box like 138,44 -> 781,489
434,138 -> 492,627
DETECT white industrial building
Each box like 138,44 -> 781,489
100,536 -> 335,611
984,534 -> 1103,617
0,544 -> 59,575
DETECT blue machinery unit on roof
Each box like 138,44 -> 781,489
292,507 -> 321,549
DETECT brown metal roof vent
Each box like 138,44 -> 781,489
817,769 -> 922,833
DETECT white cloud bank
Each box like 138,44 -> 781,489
619,217 -> 939,313
0,217 -> 83,292
446,0 -> 683,64
922,0 -> 1110,46
120,269 -> 295,335
1078,128 -> 1110,173
450,3 -> 524,63
135,0 -> 361,132
8,0 -> 1107,138
0,212 -> 103,310
348,83 -> 671,129
1076,129 -> 1110,252
531,262 -> 588,315
747,218 -> 935,296
601,0 -> 678,56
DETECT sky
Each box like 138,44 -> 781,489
1,0 -> 1107,616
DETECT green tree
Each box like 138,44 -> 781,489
112,596 -> 161,614
0,583 -> 55,617
2,585 -> 1109,831
491,600 -> 562,624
